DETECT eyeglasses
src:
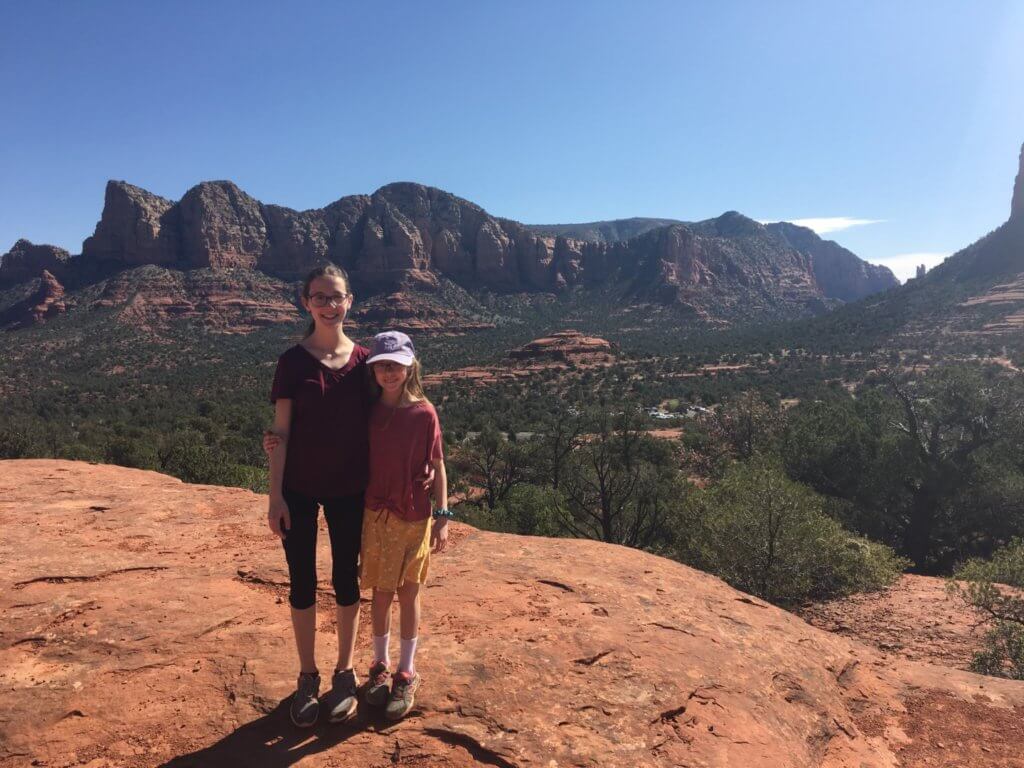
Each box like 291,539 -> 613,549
308,292 -> 350,307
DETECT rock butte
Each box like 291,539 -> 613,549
425,331 -> 615,387
2,460 -> 1024,768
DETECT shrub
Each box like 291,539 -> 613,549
679,456 -> 906,605
104,436 -> 160,470
952,539 -> 1024,679
455,483 -> 563,538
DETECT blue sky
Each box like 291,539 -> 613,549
2,1 -> 1023,281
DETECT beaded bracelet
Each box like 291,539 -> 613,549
432,507 -> 454,519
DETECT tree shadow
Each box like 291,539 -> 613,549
161,698 -> 405,768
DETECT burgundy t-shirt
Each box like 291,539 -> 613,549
365,400 -> 444,522
270,344 -> 370,498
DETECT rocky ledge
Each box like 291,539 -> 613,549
2,460 -> 1024,767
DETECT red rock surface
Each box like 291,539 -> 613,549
799,574 -> 989,671
3,460 -> 1024,768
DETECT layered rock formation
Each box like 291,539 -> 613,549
508,330 -> 615,364
0,240 -> 70,284
349,290 -> 495,334
1,177 -> 911,334
90,266 -> 299,333
37,180 -> 896,318
0,270 -> 67,329
4,460 -> 1024,768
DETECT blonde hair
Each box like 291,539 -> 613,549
368,357 -> 431,405
300,264 -> 352,338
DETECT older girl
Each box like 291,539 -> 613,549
267,264 -> 368,727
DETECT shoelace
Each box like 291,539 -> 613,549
299,674 -> 318,698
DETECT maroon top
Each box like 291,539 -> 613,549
270,344 -> 370,498
366,400 -> 444,522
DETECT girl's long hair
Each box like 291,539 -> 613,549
300,263 -> 352,338
368,358 -> 431,406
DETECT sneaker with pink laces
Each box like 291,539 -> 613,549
385,671 -> 421,721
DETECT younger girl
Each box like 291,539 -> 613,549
361,330 -> 450,721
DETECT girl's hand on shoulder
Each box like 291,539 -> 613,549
268,495 -> 291,540
263,431 -> 282,458
431,518 -> 449,553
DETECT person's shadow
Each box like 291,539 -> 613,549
161,699 -> 406,768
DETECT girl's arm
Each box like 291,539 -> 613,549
267,399 -> 292,539
430,458 -> 449,553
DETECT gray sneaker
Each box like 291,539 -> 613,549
324,668 -> 359,723
290,671 -> 320,727
384,672 -> 421,721
363,661 -> 391,708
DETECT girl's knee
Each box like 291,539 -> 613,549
397,581 -> 421,600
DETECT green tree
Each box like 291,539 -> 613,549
454,424 -> 529,511
680,456 -> 905,605
884,367 -> 1024,571
555,407 -> 686,549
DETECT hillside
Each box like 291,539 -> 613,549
774,142 -> 1024,355
2,460 -> 1024,767
526,217 -> 685,243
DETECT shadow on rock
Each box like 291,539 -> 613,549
161,698 -> 405,768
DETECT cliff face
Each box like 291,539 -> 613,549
767,221 -> 900,299
4,460 -> 1024,767
2,180 -> 905,330
80,181 -> 178,266
1012,141 -> 1024,220
68,180 -> 890,313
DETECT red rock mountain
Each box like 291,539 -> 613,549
3,460 -> 1024,767
2,180 -> 898,327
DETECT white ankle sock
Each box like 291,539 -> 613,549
399,636 -> 418,676
373,633 -> 390,666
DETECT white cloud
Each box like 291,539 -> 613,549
869,252 -> 950,283
783,217 -> 885,234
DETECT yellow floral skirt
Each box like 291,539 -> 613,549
360,508 -> 432,592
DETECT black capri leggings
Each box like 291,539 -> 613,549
281,488 -> 364,609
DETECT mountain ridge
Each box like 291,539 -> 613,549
0,180 -> 898,331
